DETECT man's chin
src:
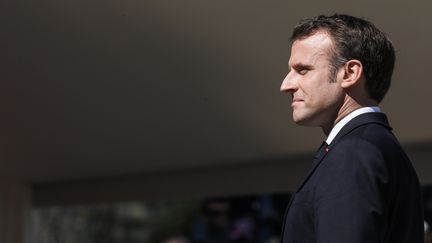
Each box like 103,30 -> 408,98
293,116 -> 317,127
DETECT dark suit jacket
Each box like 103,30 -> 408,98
281,112 -> 424,243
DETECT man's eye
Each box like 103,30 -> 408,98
298,69 -> 308,75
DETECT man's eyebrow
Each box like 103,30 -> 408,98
290,63 -> 314,71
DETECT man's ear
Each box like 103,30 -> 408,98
340,59 -> 363,88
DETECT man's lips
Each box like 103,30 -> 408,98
291,99 -> 303,107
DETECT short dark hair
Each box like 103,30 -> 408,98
291,14 -> 395,103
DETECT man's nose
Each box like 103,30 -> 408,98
280,72 -> 296,93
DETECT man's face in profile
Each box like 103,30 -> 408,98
280,31 -> 344,128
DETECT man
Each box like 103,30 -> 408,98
280,14 -> 423,242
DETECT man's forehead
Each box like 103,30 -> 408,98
289,32 -> 333,66
292,30 -> 333,48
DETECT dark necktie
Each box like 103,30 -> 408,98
312,141 -> 328,167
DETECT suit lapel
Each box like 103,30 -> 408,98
295,142 -> 329,193
280,141 -> 330,240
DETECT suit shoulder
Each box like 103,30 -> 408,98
335,122 -> 407,161
349,122 -> 396,146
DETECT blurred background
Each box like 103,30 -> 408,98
1,0 -> 432,242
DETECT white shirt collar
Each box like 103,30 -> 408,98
325,106 -> 381,145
